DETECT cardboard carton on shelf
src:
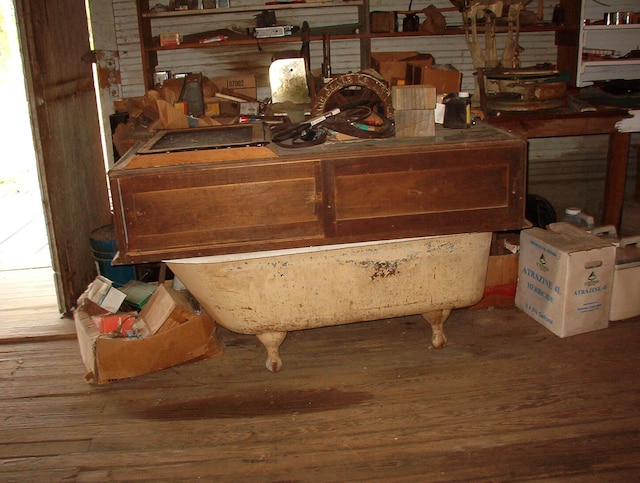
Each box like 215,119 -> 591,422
371,52 -> 434,86
211,75 -> 257,100
406,61 -> 462,94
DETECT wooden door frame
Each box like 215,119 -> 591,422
14,0 -> 113,314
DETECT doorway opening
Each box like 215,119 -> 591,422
0,1 -> 61,334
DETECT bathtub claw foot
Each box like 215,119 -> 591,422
256,331 -> 287,372
423,308 -> 451,349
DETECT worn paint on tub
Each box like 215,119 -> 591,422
166,232 -> 491,372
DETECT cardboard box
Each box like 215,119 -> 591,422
91,312 -> 137,335
136,284 -> 194,337
119,280 -> 157,310
212,76 -> 257,99
609,235 -> 640,321
159,33 -> 181,47
406,62 -> 462,94
470,233 -> 520,310
470,255 -> 519,310
515,223 -> 616,337
371,52 -> 432,85
86,275 -> 126,313
74,302 -> 221,384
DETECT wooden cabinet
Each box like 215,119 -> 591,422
109,123 -> 526,264
557,0 -> 640,87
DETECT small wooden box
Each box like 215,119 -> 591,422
370,11 -> 397,33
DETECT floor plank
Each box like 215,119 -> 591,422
1,306 -> 639,481
0,267 -> 73,342
0,178 -> 67,342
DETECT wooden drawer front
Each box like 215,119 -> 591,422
325,145 -> 524,237
112,162 -> 322,261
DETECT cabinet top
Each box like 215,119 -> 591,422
111,123 -> 523,174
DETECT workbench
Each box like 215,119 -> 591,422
488,108 -> 632,230
109,123 -> 527,264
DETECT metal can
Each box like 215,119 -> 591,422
552,4 -> 564,25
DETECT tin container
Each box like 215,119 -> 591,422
604,11 -> 632,25
552,4 -> 564,25
443,92 -> 471,129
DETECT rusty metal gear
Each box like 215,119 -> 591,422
311,72 -> 395,138
312,72 -> 394,118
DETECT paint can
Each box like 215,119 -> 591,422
443,92 -> 471,129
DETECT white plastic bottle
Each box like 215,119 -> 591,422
562,207 -> 594,230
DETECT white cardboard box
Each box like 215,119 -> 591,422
515,223 -> 616,337
610,235 -> 640,321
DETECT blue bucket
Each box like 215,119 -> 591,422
90,224 -> 135,287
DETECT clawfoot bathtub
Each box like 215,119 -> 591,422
166,232 -> 491,372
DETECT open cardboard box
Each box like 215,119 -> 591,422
470,233 -> 520,310
371,52 -> 433,86
74,283 -> 223,384
406,62 -> 462,94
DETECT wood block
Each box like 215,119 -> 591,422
370,11 -> 396,33
394,110 -> 435,138
392,85 -> 437,110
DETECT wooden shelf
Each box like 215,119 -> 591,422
136,0 -> 578,91
581,58 -> 640,67
583,23 -> 640,31
147,24 -> 575,52
557,0 -> 640,87
142,0 -> 364,19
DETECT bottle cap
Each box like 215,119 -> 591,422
458,91 -> 470,98
565,207 -> 581,216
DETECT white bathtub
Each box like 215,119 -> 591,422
166,232 -> 491,372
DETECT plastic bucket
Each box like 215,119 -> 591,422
90,224 -> 135,287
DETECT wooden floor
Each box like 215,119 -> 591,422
1,305 -> 639,481
0,178 -> 75,342
2,162 -> 640,480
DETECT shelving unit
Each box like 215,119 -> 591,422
577,23 -> 640,87
557,0 -> 640,87
136,0 -> 370,90
136,0 -> 578,92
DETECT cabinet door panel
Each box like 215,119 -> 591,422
112,162 -> 323,262
324,145 -> 524,237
